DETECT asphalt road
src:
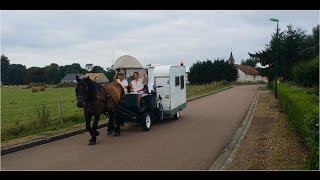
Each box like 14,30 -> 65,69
1,85 -> 260,170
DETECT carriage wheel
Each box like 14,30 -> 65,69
173,111 -> 180,119
141,112 -> 151,131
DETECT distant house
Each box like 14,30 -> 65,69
228,52 -> 263,83
61,73 -> 82,83
235,64 -> 263,82
82,73 -> 109,83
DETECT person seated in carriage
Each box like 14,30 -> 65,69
113,69 -> 129,93
130,71 -> 148,107
130,71 -> 147,93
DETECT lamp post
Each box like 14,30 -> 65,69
270,18 -> 279,99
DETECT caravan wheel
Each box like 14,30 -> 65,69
173,111 -> 180,119
141,112 -> 151,131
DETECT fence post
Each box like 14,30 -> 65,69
58,99 -> 64,123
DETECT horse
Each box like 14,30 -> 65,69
75,75 -> 124,145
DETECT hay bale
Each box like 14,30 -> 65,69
39,86 -> 45,91
31,86 -> 45,92
32,86 -> 39,92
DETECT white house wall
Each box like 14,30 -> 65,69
237,69 -> 247,82
236,69 -> 263,82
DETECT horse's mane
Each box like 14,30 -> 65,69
107,80 -> 125,100
81,77 -> 125,106
83,78 -> 98,101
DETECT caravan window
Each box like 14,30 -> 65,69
175,76 -> 179,86
180,75 -> 184,89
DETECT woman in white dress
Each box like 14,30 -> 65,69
130,71 -> 147,107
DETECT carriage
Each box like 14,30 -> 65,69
112,63 -> 187,131
76,56 -> 187,144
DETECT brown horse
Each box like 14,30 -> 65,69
75,76 -> 124,145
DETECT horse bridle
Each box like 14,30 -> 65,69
77,79 -> 119,108
76,80 -> 90,106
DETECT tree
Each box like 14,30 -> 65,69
188,58 -> 238,84
292,56 -> 319,87
85,63 -> 93,71
249,24 -> 318,82
8,64 -> 26,85
32,67 -> 45,83
91,66 -> 105,73
105,67 -> 115,81
25,67 -> 37,84
240,58 -> 257,68
298,25 -> 319,61
65,63 -> 83,74
43,63 -> 60,84
1,54 -> 10,85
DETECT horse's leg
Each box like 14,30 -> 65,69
114,113 -> 121,136
92,114 -> 100,137
85,113 -> 96,145
107,111 -> 114,135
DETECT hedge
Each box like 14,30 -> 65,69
277,84 -> 319,169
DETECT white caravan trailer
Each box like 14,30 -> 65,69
151,64 -> 187,119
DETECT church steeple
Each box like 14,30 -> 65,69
228,50 -> 235,64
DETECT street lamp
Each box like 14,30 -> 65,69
270,18 -> 279,99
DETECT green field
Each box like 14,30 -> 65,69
186,82 -> 232,99
1,86 -> 86,141
1,82 -> 233,142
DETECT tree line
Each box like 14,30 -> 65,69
247,24 -> 319,87
187,59 -> 238,84
1,55 -> 115,85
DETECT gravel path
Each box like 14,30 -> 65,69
226,89 -> 308,170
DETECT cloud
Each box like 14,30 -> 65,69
1,10 -> 319,71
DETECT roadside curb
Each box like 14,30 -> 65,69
1,124 -> 107,156
208,86 -> 261,170
1,85 -> 236,156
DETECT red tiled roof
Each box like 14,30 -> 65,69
235,64 -> 259,75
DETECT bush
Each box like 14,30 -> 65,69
37,104 -> 50,128
277,84 -> 319,169
292,56 -> 319,87
5,123 -> 26,137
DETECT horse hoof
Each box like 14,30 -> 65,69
107,131 -> 113,135
88,141 -> 96,145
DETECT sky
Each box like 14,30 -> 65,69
1,10 -> 319,71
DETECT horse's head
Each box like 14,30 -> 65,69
75,75 -> 91,108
